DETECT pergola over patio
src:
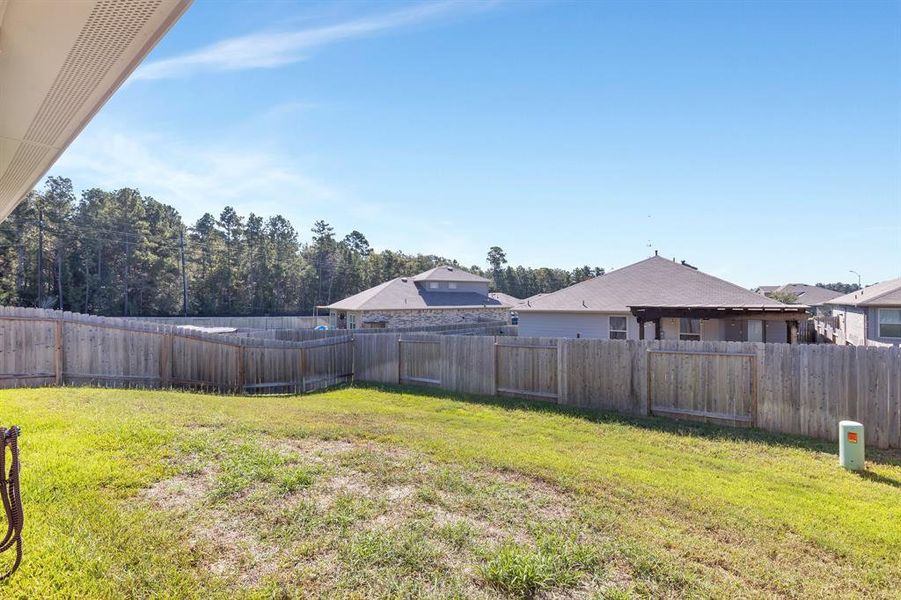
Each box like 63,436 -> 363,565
630,305 -> 808,343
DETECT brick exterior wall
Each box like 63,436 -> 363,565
355,307 -> 509,329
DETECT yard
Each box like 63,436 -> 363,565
0,386 -> 898,599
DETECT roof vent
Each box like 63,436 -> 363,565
446,266 -> 454,271
401,277 -> 408,282
680,260 -> 698,270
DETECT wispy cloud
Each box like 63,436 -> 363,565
53,123 -> 480,261
53,126 -> 342,219
135,1 -> 495,81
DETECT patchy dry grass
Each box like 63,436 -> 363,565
0,385 -> 899,598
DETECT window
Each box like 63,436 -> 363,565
609,316 -> 627,340
429,282 -> 440,289
879,309 -> 901,338
348,313 -> 357,330
679,318 -> 701,341
448,282 -> 457,289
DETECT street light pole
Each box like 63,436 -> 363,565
849,270 -> 861,289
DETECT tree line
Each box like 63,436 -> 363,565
0,177 -> 603,316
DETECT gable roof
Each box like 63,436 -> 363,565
519,256 -> 794,313
488,292 -> 522,307
757,284 -> 842,306
412,265 -> 489,283
322,277 -> 502,311
827,278 -> 901,307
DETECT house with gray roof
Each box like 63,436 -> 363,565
822,278 -> 901,347
518,255 -> 807,343
754,283 -> 842,315
321,266 -> 512,329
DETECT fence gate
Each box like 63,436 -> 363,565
495,341 -> 559,400
398,338 -> 442,386
647,350 -> 757,426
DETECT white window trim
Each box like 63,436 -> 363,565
609,316 -> 627,340
878,308 -> 901,338
348,313 -> 357,330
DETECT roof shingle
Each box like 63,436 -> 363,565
827,278 -> 901,307
519,256 -> 794,312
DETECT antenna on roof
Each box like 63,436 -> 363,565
654,249 -> 658,256
582,300 -> 587,308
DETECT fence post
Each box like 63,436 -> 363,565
236,345 -> 246,394
54,318 -> 64,385
160,333 -> 174,388
750,351 -> 759,427
556,339 -> 565,405
645,347 -> 653,416
397,337 -> 403,384
493,338 -> 499,396
299,346 -> 306,394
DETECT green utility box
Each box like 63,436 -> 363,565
839,420 -> 865,471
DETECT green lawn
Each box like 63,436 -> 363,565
0,385 -> 898,599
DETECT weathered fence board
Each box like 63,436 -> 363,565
399,335 -> 443,386
0,307 -> 351,395
648,349 -> 756,426
496,337 -> 559,400
440,336 -> 496,396
352,334 -> 400,384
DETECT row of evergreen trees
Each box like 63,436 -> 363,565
0,177 -> 603,316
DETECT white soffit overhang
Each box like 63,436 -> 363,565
0,0 -> 192,222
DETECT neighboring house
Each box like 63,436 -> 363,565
822,278 -> 901,347
754,283 -> 842,315
321,266 -> 512,329
518,255 -> 807,342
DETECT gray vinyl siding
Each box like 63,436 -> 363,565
517,312 -> 639,339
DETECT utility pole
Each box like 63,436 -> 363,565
179,227 -> 188,316
37,207 -> 44,306
849,270 -> 862,290
123,238 -> 129,316
56,247 -> 63,310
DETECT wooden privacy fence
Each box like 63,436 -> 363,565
0,307 -> 352,393
2,309 -> 899,448
353,334 -> 901,448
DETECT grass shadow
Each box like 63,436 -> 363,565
350,382 -> 901,468
854,470 -> 901,489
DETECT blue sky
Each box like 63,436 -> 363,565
54,0 -> 900,288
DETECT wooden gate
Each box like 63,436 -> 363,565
398,338 -> 442,386
647,349 -> 757,426
495,340 -> 559,401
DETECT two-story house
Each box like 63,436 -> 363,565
321,266 -> 512,329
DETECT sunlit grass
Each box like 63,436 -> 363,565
0,385 -> 898,598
